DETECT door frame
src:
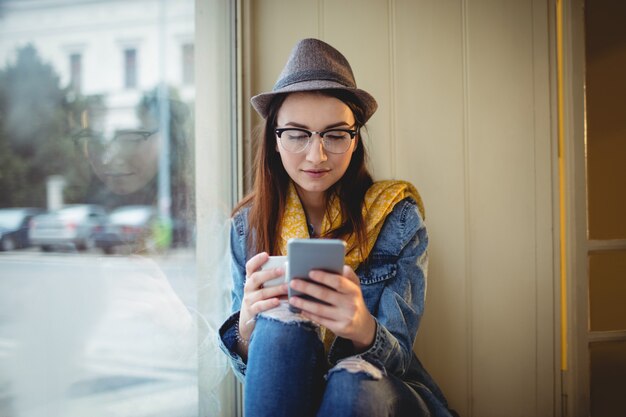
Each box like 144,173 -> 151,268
561,0 -> 589,415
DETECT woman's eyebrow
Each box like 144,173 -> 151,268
283,121 -> 352,129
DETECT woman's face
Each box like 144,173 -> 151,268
275,92 -> 357,205
86,130 -> 160,195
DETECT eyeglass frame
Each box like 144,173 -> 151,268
73,128 -> 158,141
72,128 -> 158,150
274,126 -> 359,154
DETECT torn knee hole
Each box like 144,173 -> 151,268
258,300 -> 315,324
328,356 -> 385,380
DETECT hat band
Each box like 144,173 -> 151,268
273,69 -> 355,91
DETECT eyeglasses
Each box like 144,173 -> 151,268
73,129 -> 158,154
275,127 -> 358,154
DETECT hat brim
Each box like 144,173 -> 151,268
250,80 -> 378,123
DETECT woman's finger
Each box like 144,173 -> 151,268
249,297 -> 281,316
308,269 -> 358,295
289,295 -> 336,318
247,283 -> 288,304
289,278 -> 341,306
299,310 -> 333,328
245,267 -> 286,292
245,252 -> 269,277
342,265 -> 360,286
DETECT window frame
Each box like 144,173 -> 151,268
195,0 -> 241,415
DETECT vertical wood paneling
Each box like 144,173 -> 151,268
393,1 -> 468,415
323,0 -> 393,178
248,0 -> 321,129
465,1 -> 541,415
531,0 -> 557,413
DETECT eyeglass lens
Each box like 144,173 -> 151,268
277,129 -> 354,154
78,131 -> 155,154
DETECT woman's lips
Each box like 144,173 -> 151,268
104,172 -> 134,177
302,169 -> 330,178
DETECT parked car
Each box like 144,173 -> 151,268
0,207 -> 46,251
29,204 -> 108,251
171,216 -> 194,248
94,205 -> 157,254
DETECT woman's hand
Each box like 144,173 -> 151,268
239,252 -> 288,342
288,265 -> 376,352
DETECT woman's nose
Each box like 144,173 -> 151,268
305,136 -> 328,163
100,140 -> 124,165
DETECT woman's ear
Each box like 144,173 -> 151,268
352,135 -> 359,153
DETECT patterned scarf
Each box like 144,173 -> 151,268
278,180 -> 425,267
277,180 -> 424,352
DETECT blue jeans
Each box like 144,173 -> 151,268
244,313 -> 431,417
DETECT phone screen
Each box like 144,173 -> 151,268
287,238 -> 346,312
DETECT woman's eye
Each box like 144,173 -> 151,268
286,132 -> 308,140
325,131 -> 348,140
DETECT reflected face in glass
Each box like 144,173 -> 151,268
81,129 -> 160,195
275,92 -> 357,204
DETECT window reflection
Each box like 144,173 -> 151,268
124,48 -> 138,90
69,53 -> 82,93
0,1 -> 211,416
182,43 -> 195,86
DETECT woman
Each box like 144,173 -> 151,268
218,38 -> 455,417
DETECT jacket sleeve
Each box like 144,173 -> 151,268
217,212 -> 249,382
329,199 -> 427,377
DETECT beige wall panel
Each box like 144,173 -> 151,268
248,0 -> 321,131
392,1 -> 468,415
321,0 -> 394,178
536,165 -> 556,410
466,1 -> 541,415
530,0 -> 556,412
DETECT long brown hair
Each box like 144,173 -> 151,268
234,89 -> 374,256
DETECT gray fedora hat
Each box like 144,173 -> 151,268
250,38 -> 378,123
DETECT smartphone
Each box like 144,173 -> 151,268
260,255 -> 287,288
287,238 -> 346,312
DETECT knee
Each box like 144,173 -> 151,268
328,356 -> 385,381
246,311 -> 326,383
248,304 -> 322,357
320,357 -> 388,416
252,315 -> 318,345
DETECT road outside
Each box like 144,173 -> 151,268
0,248 -> 205,417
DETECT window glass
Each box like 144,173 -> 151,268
182,43 -> 194,85
0,1 -> 224,416
590,341 -> 626,416
585,0 -> 626,239
589,250 -> 626,331
124,48 -> 138,89
70,52 -> 82,93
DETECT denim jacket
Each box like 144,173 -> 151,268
218,198 -> 453,416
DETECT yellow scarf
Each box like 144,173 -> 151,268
277,180 -> 424,351
278,180 -> 424,268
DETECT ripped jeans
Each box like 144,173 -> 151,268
244,303 -> 431,417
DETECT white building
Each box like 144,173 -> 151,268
0,0 -> 195,130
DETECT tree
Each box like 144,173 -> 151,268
0,44 -> 91,208
137,87 -> 195,220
